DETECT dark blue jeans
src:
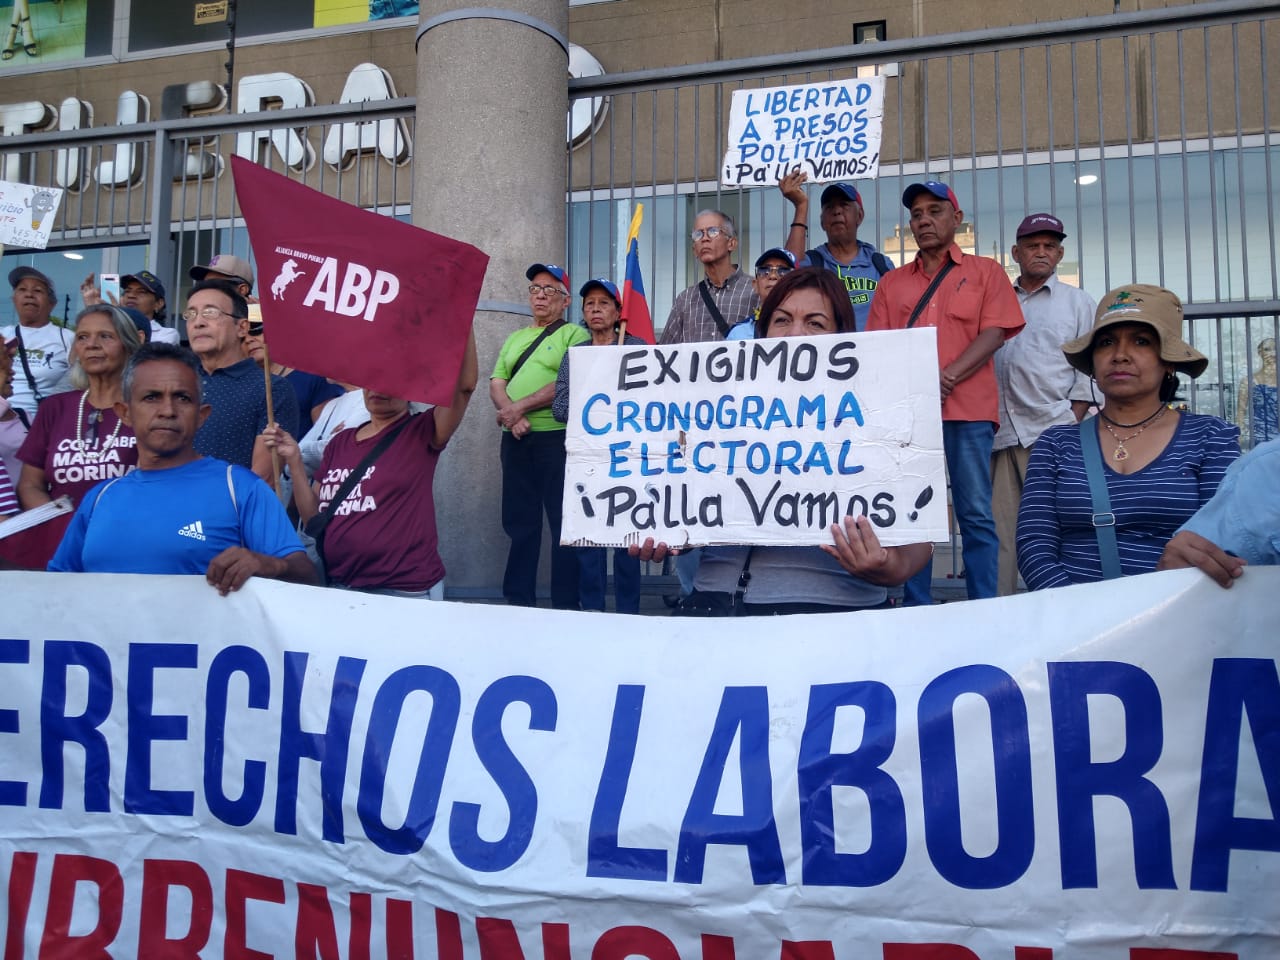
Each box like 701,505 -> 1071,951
578,547 -> 641,614
902,420 -> 998,604
500,430 -> 578,609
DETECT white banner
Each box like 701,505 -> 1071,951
561,329 -> 947,548
721,78 -> 885,188
0,180 -> 64,250
1,569 -> 1277,957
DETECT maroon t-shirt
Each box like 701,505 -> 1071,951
18,391 -> 138,506
315,412 -> 445,591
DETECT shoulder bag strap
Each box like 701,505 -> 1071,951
906,260 -> 957,328
507,320 -> 565,382
308,414 -> 414,543
12,327 -> 43,405
697,280 -> 732,338
1078,416 -> 1122,580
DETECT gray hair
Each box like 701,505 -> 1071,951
695,209 -> 737,238
122,342 -> 206,405
68,305 -> 143,390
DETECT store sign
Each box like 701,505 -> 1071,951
0,45 -> 606,191
193,1 -> 229,26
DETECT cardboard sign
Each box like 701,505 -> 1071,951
0,180 -> 64,250
721,78 -> 885,187
561,328 -> 947,548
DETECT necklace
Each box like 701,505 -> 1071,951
76,390 -> 123,461
1098,405 -> 1166,430
1101,405 -> 1167,461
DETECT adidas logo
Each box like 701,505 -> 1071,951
177,520 -> 206,541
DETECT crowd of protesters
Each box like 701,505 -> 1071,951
2,174 -> 1275,603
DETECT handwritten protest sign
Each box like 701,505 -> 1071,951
561,328 -> 947,548
721,78 -> 885,187
1,568 -> 1277,956
0,180 -> 63,249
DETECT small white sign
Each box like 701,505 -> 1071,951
562,328 -> 947,548
721,77 -> 885,188
0,180 -> 63,250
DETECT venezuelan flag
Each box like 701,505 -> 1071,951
620,205 -> 654,344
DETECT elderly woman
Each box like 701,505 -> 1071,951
552,278 -> 648,612
3,267 -> 74,419
637,267 -> 933,615
263,333 -> 477,598
17,304 -> 142,511
0,347 -> 28,484
1016,283 -> 1240,589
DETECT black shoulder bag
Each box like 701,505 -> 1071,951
303,415 -> 414,573
906,260 -> 957,328
696,281 -> 733,338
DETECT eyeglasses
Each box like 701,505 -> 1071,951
691,226 -> 727,242
755,266 -> 793,279
182,306 -> 240,323
528,284 -> 568,297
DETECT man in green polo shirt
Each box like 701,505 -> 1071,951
490,263 -> 589,608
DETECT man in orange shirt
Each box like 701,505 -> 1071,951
866,181 -> 1024,602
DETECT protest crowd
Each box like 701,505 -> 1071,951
1,173 -> 1276,605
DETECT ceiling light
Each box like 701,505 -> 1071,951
1076,174 -> 1099,186
62,252 -> 85,260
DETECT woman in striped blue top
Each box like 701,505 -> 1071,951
1016,283 -> 1240,590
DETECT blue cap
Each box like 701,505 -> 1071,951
526,263 -> 570,288
820,183 -> 862,206
902,181 -> 960,209
579,278 -> 621,307
754,248 -> 796,269
121,270 -> 166,301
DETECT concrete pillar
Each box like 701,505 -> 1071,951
414,1 -> 570,598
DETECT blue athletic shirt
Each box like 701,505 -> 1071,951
49,456 -> 303,574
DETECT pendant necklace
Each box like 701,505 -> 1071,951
1099,405 -> 1167,461
76,390 -> 123,461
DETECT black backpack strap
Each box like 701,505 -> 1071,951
871,251 -> 892,276
906,260 -> 957,328
306,414 -> 414,548
804,248 -> 823,266
12,327 -> 43,406
506,319 -> 565,382
696,280 -> 732,338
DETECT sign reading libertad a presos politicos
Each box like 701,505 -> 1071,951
721,77 -> 885,187
561,328 -> 947,549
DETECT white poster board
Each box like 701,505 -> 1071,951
721,78 -> 885,187
0,180 -> 64,249
561,328 -> 947,548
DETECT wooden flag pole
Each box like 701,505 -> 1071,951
253,307 -> 283,499
617,320 -> 627,345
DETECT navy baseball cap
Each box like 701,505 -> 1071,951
754,248 -> 797,269
119,306 -> 152,342
121,270 -> 166,300
526,263 -> 570,289
579,278 -> 621,307
820,183 -> 862,206
902,181 -> 960,210
1015,213 -> 1067,240
8,266 -> 54,298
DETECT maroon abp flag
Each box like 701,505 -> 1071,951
230,156 -> 489,406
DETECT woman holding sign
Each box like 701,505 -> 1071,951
554,278 -> 647,613
637,267 -> 934,615
1016,284 -> 1239,590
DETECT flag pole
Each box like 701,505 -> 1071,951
251,304 -> 283,499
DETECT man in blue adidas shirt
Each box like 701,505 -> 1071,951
49,343 -> 316,594
778,172 -> 893,331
